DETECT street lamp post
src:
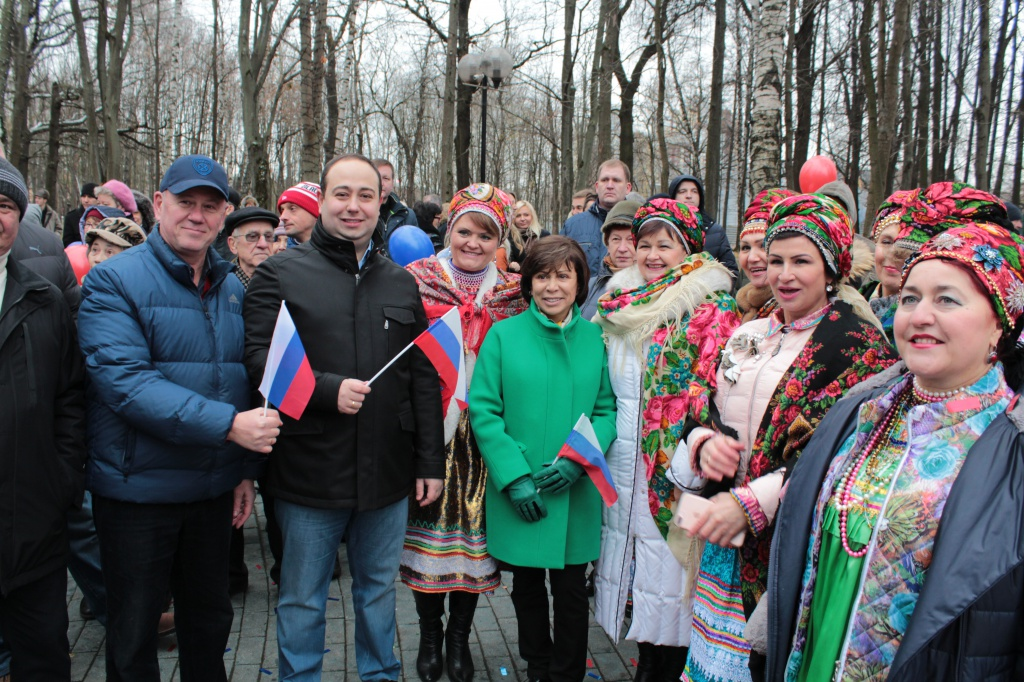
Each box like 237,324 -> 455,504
457,47 -> 514,183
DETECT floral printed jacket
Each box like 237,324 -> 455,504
766,361 -> 1024,682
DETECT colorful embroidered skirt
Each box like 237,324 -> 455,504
400,412 -> 499,592
682,542 -> 752,682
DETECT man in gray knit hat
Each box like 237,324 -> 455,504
0,156 -> 86,679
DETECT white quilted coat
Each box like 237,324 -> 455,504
593,332 -> 705,646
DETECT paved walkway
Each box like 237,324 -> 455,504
67,499 -> 640,681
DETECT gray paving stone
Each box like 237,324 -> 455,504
67,497 -> 641,680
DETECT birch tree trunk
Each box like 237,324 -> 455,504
748,0 -> 787,195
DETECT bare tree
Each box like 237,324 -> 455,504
861,0 -> 911,220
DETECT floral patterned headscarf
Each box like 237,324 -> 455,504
896,182 -> 1010,252
632,198 -> 705,253
447,184 -> 515,243
903,222 -> 1024,335
871,188 -> 920,240
741,187 -> 796,240
764,193 -> 854,280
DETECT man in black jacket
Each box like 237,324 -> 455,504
0,157 -> 86,679
667,174 -> 739,279
244,153 -> 444,681
63,182 -> 97,248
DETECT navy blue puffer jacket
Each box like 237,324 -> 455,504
78,228 -> 261,503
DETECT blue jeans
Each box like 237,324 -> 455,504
276,497 -> 408,681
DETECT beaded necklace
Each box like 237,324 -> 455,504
449,262 -> 488,294
834,385 -> 934,557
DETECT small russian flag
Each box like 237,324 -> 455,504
413,307 -> 467,409
258,301 -> 316,420
557,414 -> 618,507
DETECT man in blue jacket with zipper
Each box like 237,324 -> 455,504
78,155 -> 283,681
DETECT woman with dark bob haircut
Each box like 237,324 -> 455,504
470,235 -> 617,682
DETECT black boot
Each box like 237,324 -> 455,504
412,591 -> 446,682
634,642 -> 659,682
656,645 -> 689,682
445,591 -> 479,682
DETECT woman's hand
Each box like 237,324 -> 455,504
699,435 -> 744,481
691,492 -> 747,547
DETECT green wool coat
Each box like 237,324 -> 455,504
469,301 -> 617,569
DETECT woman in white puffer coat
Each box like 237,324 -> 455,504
592,199 -> 741,682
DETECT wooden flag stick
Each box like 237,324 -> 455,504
366,340 -> 416,386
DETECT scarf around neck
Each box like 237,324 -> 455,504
597,254 -> 741,537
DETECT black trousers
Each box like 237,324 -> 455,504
94,492 -> 234,682
0,565 -> 70,680
509,563 -> 589,682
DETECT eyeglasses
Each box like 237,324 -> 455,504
236,231 -> 275,244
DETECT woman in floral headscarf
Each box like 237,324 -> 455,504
861,189 -> 920,337
592,198 -> 742,682
767,222 -> 1024,681
400,184 -> 527,682
865,183 -> 1013,340
736,188 -> 796,321
680,194 -> 898,682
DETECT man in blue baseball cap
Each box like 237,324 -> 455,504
78,155 -> 283,679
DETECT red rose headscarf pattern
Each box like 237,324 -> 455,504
765,193 -> 855,281
871,188 -> 921,240
903,222 -> 1024,335
631,198 -> 706,253
896,182 -> 1010,252
741,187 -> 797,240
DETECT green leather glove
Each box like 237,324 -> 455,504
506,475 -> 547,522
532,457 -> 584,494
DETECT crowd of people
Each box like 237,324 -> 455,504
2,143 -> 1024,682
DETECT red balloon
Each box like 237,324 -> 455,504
799,155 -> 838,193
65,243 -> 91,285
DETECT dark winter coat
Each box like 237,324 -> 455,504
766,362 -> 1024,682
562,202 -> 610,276
0,257 -> 85,596
380,193 -> 420,245
667,174 -> 740,278
243,221 -> 445,511
63,206 -> 84,248
13,208 -> 80,316
78,228 -> 260,504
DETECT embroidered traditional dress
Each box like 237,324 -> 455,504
399,255 -> 526,592
682,301 -> 897,682
785,367 -> 1013,681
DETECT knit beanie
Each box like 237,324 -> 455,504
0,158 -> 29,221
277,182 -> 322,218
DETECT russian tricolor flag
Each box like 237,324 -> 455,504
414,307 -> 467,410
557,414 -> 618,507
258,301 -> 316,420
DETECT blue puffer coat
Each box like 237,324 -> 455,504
78,228 -> 261,503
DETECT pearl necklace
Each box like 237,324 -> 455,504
911,378 -> 971,402
834,386 -> 924,557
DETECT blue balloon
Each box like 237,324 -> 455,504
388,226 -> 435,266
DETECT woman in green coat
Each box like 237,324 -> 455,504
470,236 -> 617,682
